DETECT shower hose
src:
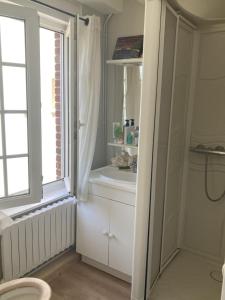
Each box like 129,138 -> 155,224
205,154 -> 225,202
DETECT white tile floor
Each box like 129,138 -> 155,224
151,251 -> 222,300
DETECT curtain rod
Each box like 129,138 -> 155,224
30,0 -> 89,25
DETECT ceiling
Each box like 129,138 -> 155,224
77,0 -> 144,14
170,0 -> 225,22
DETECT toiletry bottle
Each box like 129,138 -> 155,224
127,130 -> 134,145
127,119 -> 135,145
124,119 -> 130,145
134,126 -> 139,146
113,122 -> 123,144
118,125 -> 124,144
130,119 -> 135,129
113,122 -> 120,143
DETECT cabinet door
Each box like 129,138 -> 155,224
108,201 -> 135,275
76,195 -> 109,265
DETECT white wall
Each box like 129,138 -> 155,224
79,0 -> 123,14
44,0 -> 81,13
183,27 -> 225,263
107,0 -> 145,59
106,0 -> 145,162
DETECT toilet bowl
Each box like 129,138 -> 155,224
0,278 -> 51,300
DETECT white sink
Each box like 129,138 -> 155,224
89,166 -> 136,193
99,166 -> 136,183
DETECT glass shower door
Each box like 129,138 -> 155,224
144,4 -> 178,298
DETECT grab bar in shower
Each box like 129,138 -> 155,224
190,146 -> 225,156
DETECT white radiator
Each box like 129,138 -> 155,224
1,197 -> 75,281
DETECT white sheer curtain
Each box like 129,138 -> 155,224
78,16 -> 101,201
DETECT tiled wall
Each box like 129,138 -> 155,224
184,29 -> 225,262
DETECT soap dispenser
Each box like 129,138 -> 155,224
134,126 -> 139,146
126,119 -> 135,145
124,119 -> 130,145
127,130 -> 134,145
130,119 -> 135,129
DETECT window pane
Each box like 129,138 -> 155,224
5,113 -> 28,155
0,159 -> 4,197
7,157 -> 28,196
40,28 -> 63,184
0,116 -> 2,156
0,17 -> 25,64
3,66 -> 27,110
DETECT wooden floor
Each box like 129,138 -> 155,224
34,252 -> 131,300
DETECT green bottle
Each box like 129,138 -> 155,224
127,131 -> 134,145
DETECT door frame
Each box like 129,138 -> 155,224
131,1 -> 165,299
131,1 -> 197,299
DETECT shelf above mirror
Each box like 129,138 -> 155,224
106,58 -> 143,66
108,142 -> 138,149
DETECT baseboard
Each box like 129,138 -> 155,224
160,248 -> 181,274
147,249 -> 181,298
81,256 -> 132,283
147,272 -> 161,299
30,248 -> 80,281
181,246 -> 223,266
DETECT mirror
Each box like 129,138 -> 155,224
107,64 -> 142,145
107,63 -> 142,163
122,65 -> 142,127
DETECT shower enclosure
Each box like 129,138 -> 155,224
132,0 -> 225,299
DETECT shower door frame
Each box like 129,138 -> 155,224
131,0 -> 197,299
131,0 -> 165,299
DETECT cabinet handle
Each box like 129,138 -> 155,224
102,230 -> 109,236
108,233 -> 115,239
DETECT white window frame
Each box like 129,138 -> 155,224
64,18 -> 76,197
0,2 -> 77,209
41,18 -> 76,200
0,2 -> 42,208
0,0 -> 80,31
40,26 -> 67,196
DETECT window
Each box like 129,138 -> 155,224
1,17 -> 29,197
0,3 -> 42,207
40,28 -> 64,185
0,2 -> 75,208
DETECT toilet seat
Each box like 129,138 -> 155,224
0,278 -> 51,300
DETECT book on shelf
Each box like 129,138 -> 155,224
112,35 -> 144,60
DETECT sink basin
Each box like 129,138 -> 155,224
89,166 -> 136,193
99,166 -> 136,184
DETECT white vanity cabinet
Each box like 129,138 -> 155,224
76,195 -> 109,266
76,182 -> 136,277
108,199 -> 135,275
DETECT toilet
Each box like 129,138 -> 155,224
0,278 -> 51,300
